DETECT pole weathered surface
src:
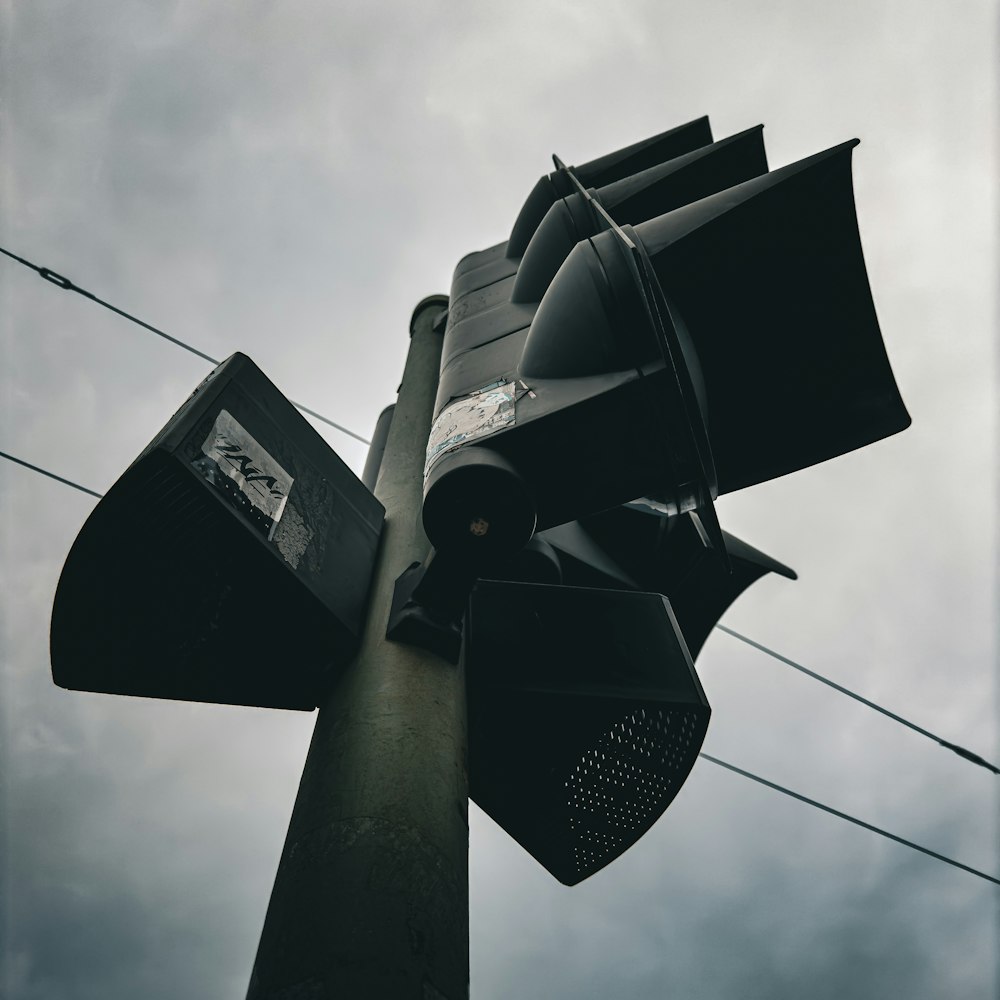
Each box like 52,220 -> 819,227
247,295 -> 469,999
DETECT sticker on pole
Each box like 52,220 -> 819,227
425,381 -> 516,478
193,409 -> 293,540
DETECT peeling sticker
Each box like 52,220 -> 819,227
425,382 -> 516,478
272,499 -> 314,569
193,409 -> 293,539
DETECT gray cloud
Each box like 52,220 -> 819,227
2,0 -> 996,997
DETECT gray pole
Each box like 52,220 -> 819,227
246,295 -> 468,1000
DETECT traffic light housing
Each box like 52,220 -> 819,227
416,118 -> 910,884
444,124 -> 768,349
51,354 -> 384,710
462,508 -> 794,881
423,135 -> 910,563
451,115 -> 715,293
465,581 -> 710,885
533,507 -> 796,659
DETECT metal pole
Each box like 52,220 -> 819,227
247,295 -> 468,999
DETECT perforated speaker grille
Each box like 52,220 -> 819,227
465,580 -> 710,885
567,705 -> 703,878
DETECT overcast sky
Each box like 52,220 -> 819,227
1,2 -> 997,998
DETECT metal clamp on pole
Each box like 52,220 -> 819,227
385,550 -> 476,664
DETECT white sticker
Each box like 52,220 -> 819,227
198,409 -> 293,538
424,381 -> 516,478
272,499 -> 313,569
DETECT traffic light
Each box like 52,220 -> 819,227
51,354 -> 384,710
465,581 -> 710,885
45,118 -> 912,893
445,124 -> 768,338
416,118 -> 910,884
451,115 -> 715,292
464,509 -> 795,883
500,506 -> 796,659
422,133 -> 910,562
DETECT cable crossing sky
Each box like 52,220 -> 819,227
0,245 -> 371,445
2,447 -> 996,887
715,624 -> 1000,776
3,444 -> 997,776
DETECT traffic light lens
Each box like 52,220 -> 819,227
423,444 -> 536,559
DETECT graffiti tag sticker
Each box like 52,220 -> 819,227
194,409 -> 293,539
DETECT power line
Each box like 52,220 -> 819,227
1,443 -> 996,788
1,246 -> 220,365
0,449 -> 103,499
0,245 -> 371,445
4,445 -> 999,878
700,752 -> 1000,887
715,623 -> 999,776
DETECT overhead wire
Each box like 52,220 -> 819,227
2,439 -> 996,778
3,448 -> 998,887
3,228 -> 998,884
700,753 -> 1000,886
715,623 -> 999,776
0,245 -> 371,444
0,449 -> 103,499
2,446 -> 998,768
